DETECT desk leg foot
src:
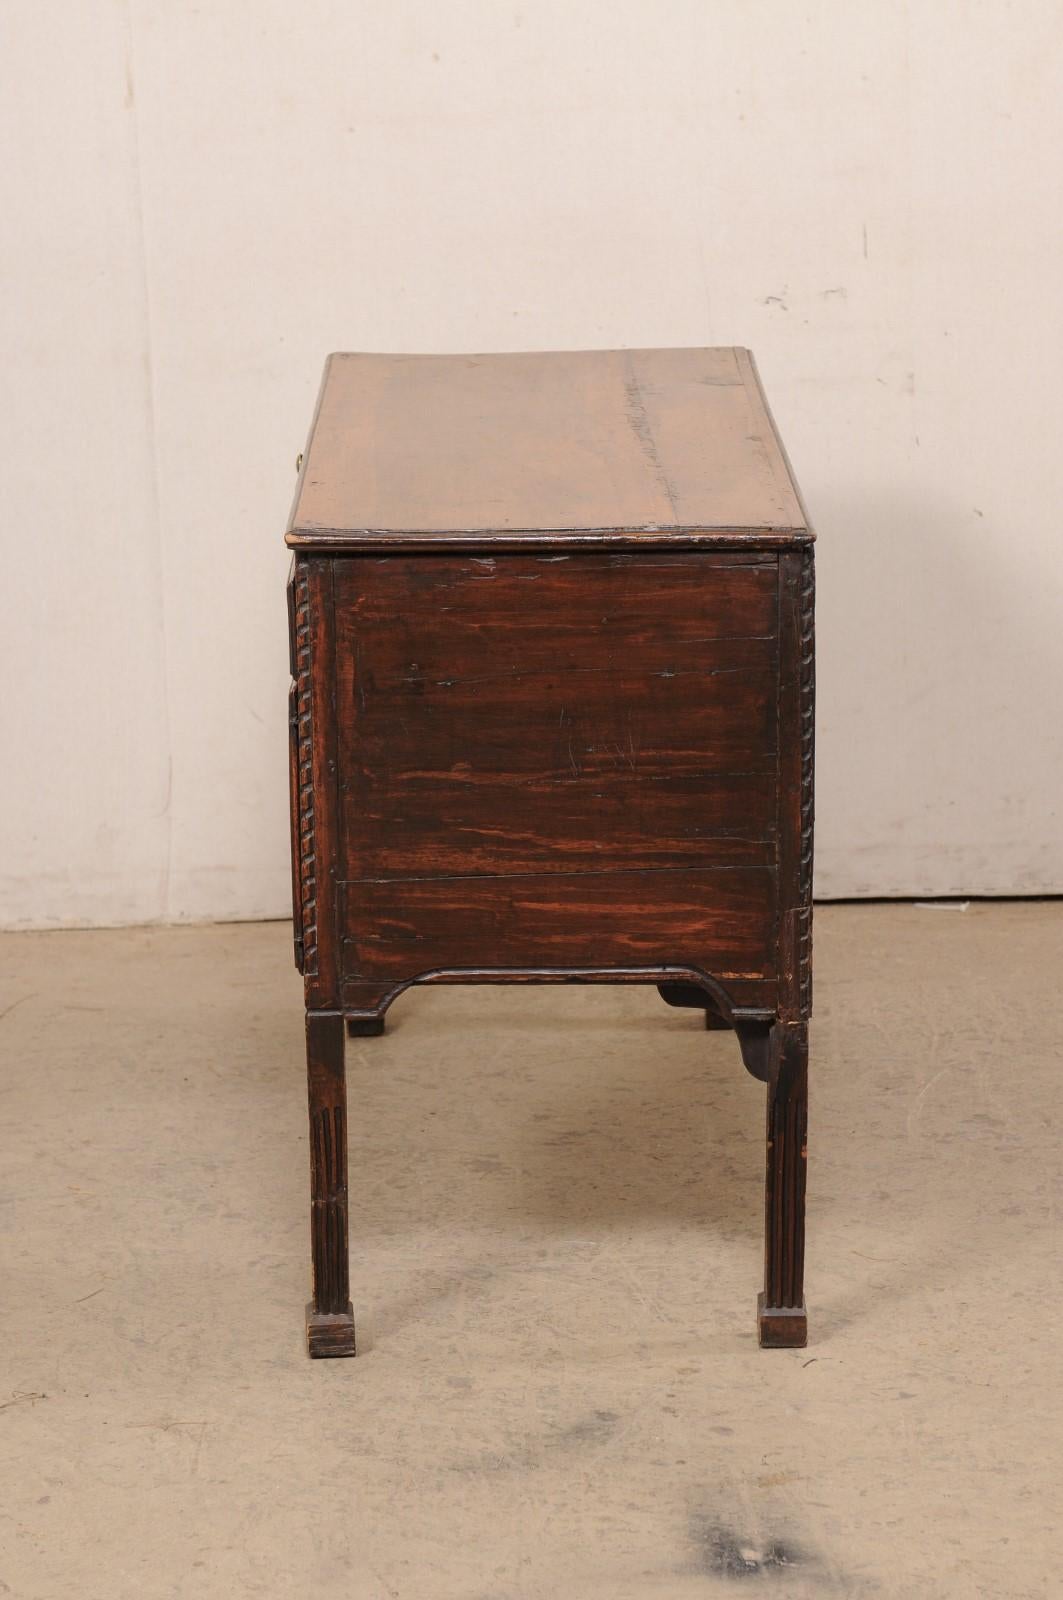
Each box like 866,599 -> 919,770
305,1010 -> 357,1358
307,1302 -> 357,1358
347,1016 -> 384,1038
757,1294 -> 807,1348
759,1021 -> 808,1348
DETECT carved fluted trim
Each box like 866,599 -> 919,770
310,1101 -> 349,1314
764,1022 -> 808,1311
306,1012 -> 350,1319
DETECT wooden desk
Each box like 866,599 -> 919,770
285,347 -> 815,1357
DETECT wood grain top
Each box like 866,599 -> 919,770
286,347 -> 811,550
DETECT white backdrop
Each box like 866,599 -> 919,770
3,1 -> 1062,928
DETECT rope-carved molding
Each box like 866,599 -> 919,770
797,550 -> 815,1015
293,563 -> 318,979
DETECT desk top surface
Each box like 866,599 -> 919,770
286,346 -> 811,551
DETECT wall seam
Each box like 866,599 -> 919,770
122,0 -> 174,919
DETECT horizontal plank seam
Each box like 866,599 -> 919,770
338,861 -> 777,888
351,766 -> 779,786
358,662 -> 776,692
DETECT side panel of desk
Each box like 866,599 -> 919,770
311,550 -> 788,1017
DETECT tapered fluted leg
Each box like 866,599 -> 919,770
758,1022 -> 808,1348
305,1010 -> 356,1357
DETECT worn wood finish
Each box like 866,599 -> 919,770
341,868 -> 776,991
334,552 -> 778,875
285,346 -> 815,1356
287,348 -> 811,549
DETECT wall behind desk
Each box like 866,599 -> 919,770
3,1 -> 1061,926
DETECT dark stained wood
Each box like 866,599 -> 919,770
285,345 -> 815,1356
334,551 -> 779,880
287,348 -> 811,549
305,1010 -> 355,1357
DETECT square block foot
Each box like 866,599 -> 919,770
306,1302 -> 357,1358
757,1294 -> 807,1349
347,1017 -> 385,1038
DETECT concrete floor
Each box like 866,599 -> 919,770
1,904 -> 1060,1598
